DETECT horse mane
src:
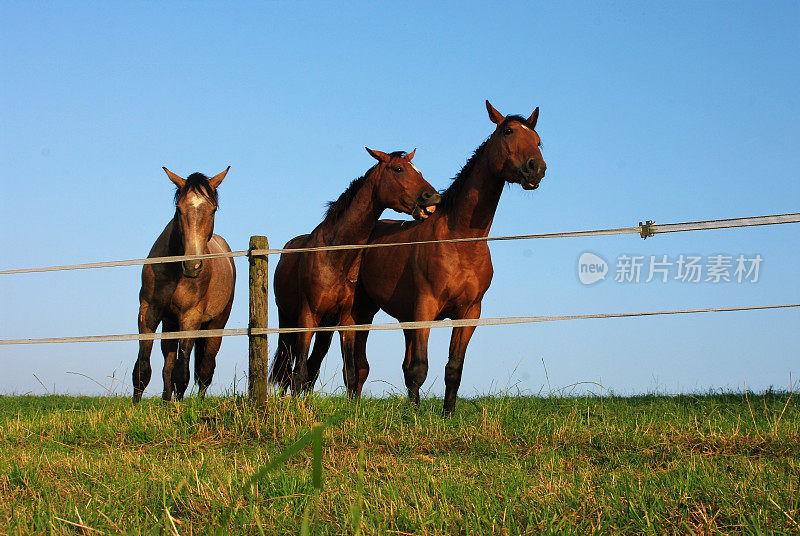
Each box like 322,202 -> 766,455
322,151 -> 407,224
438,138 -> 490,212
438,116 -> 538,212
174,172 -> 219,206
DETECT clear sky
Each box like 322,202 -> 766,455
1,1 -> 798,398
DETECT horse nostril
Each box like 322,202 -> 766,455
419,191 -> 441,205
183,260 -> 202,275
527,159 -> 538,172
420,191 -> 434,202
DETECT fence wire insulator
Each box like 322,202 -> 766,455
639,220 -> 655,239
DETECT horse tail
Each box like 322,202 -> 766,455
269,334 -> 294,388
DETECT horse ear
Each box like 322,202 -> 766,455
406,148 -> 416,161
163,167 -> 186,189
209,166 -> 230,189
527,107 -> 539,129
365,147 -> 390,163
486,100 -> 505,124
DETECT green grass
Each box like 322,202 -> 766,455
0,391 -> 797,534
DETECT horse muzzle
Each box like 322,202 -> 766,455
412,191 -> 442,220
182,260 -> 203,278
521,177 -> 541,191
520,158 -> 546,190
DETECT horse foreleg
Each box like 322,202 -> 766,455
133,302 -> 161,403
403,298 -> 438,406
160,317 -> 179,401
195,333 -> 222,398
443,303 -> 481,416
173,314 -> 201,400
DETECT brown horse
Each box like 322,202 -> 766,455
270,148 -> 441,395
338,101 -> 546,414
132,167 -> 236,403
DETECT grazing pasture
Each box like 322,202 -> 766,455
0,391 -> 797,534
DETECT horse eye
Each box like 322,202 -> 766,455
394,166 -> 403,173
503,127 -> 513,135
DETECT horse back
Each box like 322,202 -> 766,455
273,234 -> 312,319
361,216 -> 493,320
203,234 -> 236,311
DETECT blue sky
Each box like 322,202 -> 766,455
1,1 -> 798,397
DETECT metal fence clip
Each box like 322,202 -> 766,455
639,220 -> 655,239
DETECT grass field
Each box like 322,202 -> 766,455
0,391 -> 797,535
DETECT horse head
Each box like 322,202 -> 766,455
164,166 -> 229,278
485,100 -> 546,190
365,148 -> 441,220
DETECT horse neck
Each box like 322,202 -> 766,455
443,156 -> 504,238
318,172 -> 383,249
146,216 -> 184,278
167,213 -> 185,255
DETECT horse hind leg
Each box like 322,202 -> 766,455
353,336 -> 371,397
403,326 -> 431,407
339,330 -> 359,397
350,289 -> 379,397
306,325 -> 335,392
337,312 -> 361,397
133,303 -> 161,403
270,307 -> 298,392
291,330 -> 315,396
290,307 -> 319,396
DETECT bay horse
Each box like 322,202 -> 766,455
336,101 -> 546,414
270,148 -> 441,395
132,167 -> 235,403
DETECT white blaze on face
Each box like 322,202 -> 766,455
180,191 -> 213,262
410,162 -> 421,175
518,123 -> 532,133
187,192 -> 206,208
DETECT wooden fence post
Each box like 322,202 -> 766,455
248,236 -> 269,403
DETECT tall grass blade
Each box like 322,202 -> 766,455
350,444 -> 365,536
215,412 -> 344,534
312,423 -> 323,490
300,502 -> 313,536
